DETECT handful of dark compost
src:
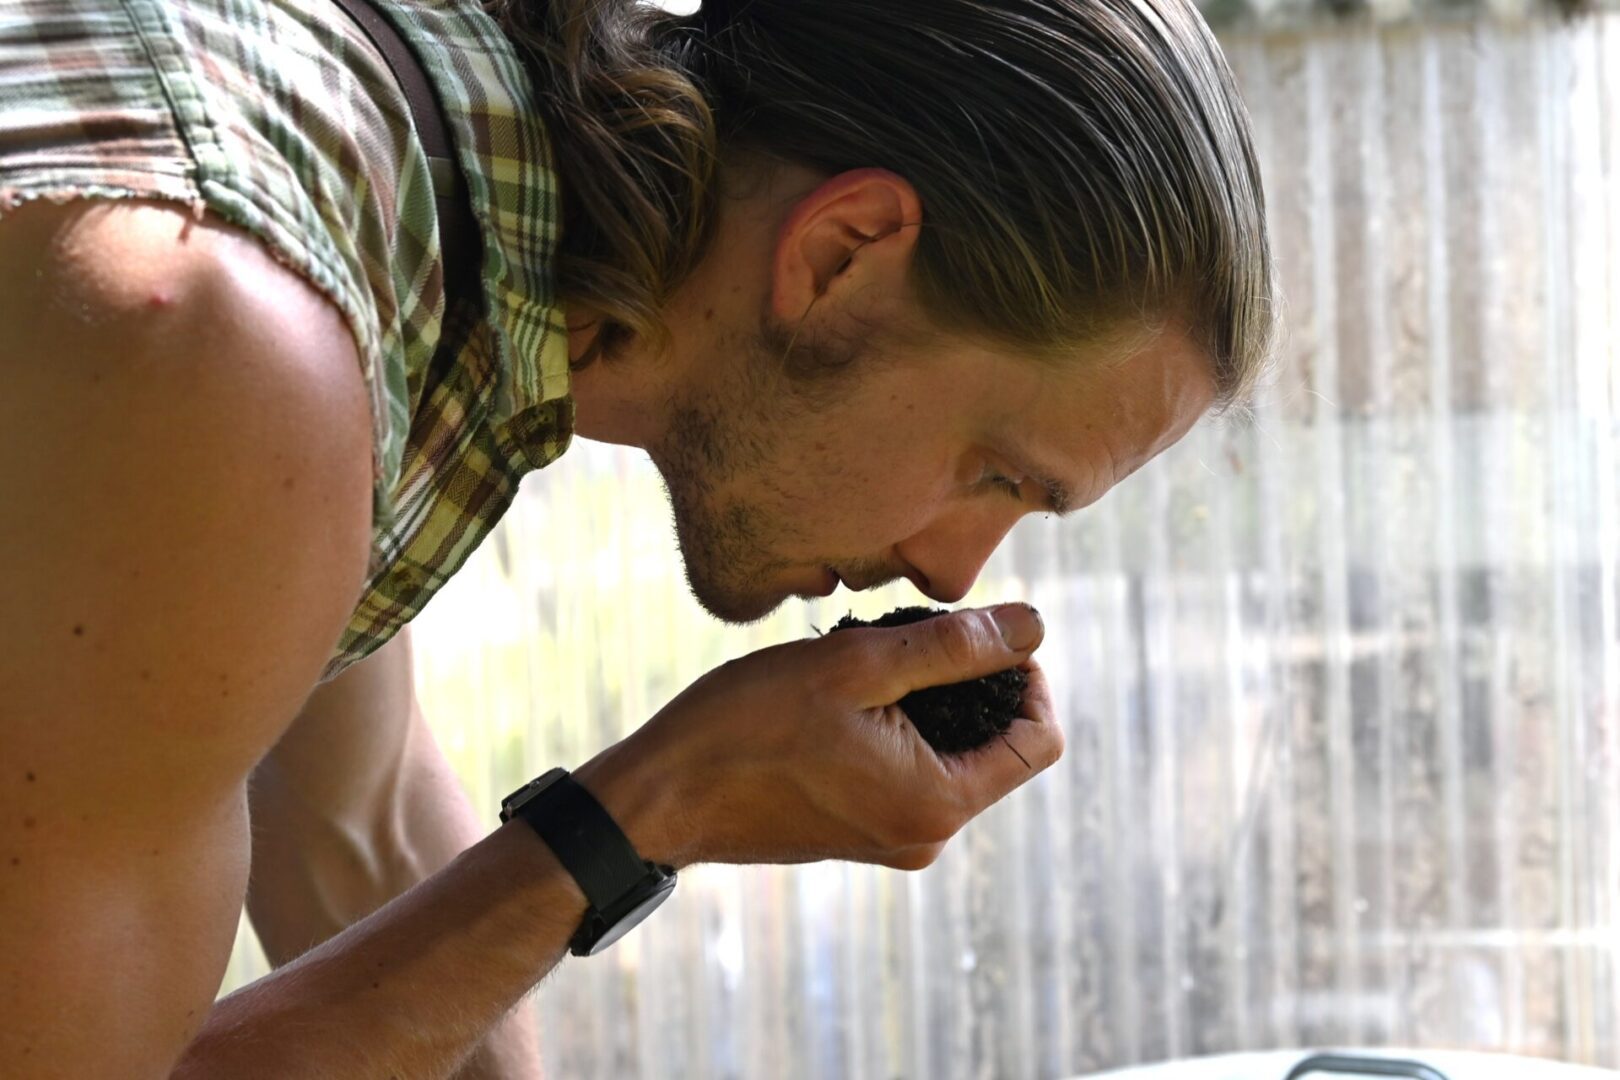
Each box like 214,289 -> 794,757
829,606 -> 1028,754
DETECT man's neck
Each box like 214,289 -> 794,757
565,318 -> 671,449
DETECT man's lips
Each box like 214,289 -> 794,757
807,566 -> 902,597
835,565 -> 913,593
789,568 -> 841,600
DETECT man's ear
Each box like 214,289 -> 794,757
770,168 -> 923,324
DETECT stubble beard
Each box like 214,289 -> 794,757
647,315 -> 875,623
652,409 -> 790,623
648,361 -> 804,624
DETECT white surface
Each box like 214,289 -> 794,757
1075,1050 -> 1620,1080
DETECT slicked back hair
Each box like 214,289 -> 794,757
491,0 -> 1276,405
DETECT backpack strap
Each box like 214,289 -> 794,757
327,0 -> 483,325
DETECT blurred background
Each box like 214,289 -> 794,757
225,1 -> 1619,1076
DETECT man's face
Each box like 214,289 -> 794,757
646,315 -> 1216,623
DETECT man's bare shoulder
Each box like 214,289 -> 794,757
1,198 -> 361,382
0,197 -> 377,1074
0,195 -> 377,756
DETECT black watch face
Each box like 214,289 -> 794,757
583,877 -> 677,956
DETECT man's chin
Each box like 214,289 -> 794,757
682,572 -> 791,626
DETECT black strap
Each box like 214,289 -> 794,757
326,0 -> 482,322
514,773 -> 659,914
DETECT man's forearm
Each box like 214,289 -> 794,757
179,818 -> 582,1079
245,712 -> 543,1078
194,743 -> 677,1078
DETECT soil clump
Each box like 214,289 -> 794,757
829,606 -> 1028,754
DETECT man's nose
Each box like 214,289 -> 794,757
894,507 -> 1023,605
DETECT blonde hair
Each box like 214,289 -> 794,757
491,0 -> 1276,404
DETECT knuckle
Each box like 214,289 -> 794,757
692,654 -> 747,695
733,640 -> 806,692
930,614 -> 984,670
885,844 -> 946,872
910,801 -> 965,848
711,654 -> 748,680
872,794 -> 962,854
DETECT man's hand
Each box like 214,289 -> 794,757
577,603 -> 1062,872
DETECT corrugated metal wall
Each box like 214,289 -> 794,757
223,11 -> 1620,1078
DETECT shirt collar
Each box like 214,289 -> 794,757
387,0 -> 571,420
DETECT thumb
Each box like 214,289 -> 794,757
847,604 -> 1044,709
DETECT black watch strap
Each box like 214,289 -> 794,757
509,772 -> 654,913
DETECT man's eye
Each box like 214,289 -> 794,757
983,472 -> 1024,501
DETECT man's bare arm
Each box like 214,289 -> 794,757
0,200 -> 612,1080
246,626 -> 543,1078
0,199 -> 377,1074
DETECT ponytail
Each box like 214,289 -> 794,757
489,0 -> 722,366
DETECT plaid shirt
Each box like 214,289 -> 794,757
0,0 -> 573,681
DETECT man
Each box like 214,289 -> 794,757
0,0 -> 1272,1074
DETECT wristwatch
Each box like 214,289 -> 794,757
499,768 -> 677,956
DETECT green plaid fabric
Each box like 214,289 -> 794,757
0,0 -> 573,681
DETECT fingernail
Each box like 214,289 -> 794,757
992,603 -> 1043,651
